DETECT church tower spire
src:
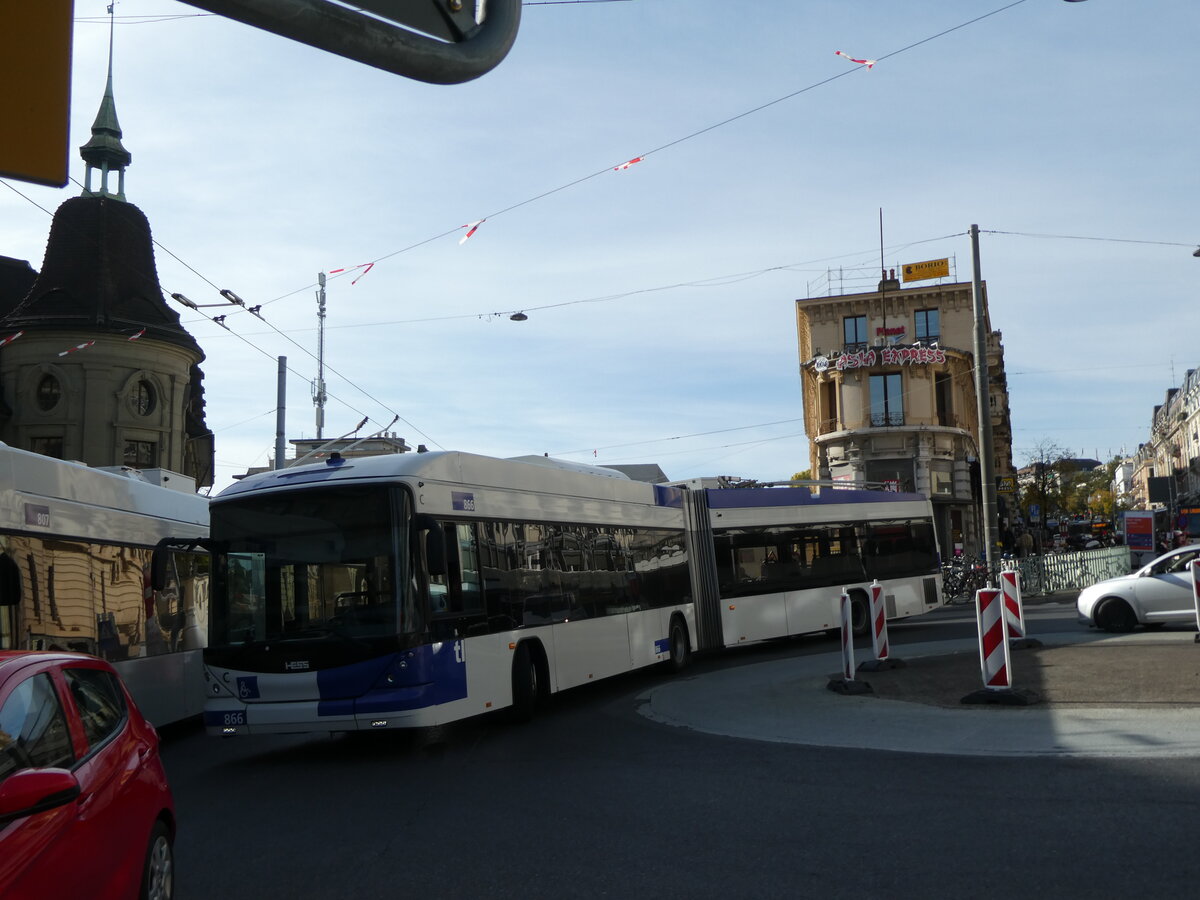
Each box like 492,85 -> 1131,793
79,13 -> 131,200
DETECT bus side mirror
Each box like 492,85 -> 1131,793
0,554 -> 20,607
150,541 -> 173,592
150,538 -> 214,590
414,515 -> 447,577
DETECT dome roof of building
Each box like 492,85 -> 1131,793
0,195 -> 203,359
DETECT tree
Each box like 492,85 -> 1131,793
790,469 -> 812,482
1018,439 -> 1073,528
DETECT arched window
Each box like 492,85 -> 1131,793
134,380 -> 156,416
36,374 -> 61,411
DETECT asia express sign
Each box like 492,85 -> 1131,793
830,345 -> 947,371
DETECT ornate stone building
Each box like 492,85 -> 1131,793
0,65 -> 213,486
1129,367 -> 1200,513
795,274 -> 1014,556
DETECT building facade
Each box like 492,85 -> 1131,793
1128,367 -> 1200,513
795,275 -> 1014,556
0,66 -> 213,486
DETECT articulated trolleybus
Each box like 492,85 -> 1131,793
189,451 -> 941,736
0,442 -> 210,727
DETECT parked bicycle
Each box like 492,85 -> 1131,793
941,554 -> 990,604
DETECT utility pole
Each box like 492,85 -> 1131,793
970,224 -> 999,576
275,356 -> 287,469
312,272 -> 327,439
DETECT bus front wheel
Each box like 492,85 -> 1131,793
510,642 -> 540,722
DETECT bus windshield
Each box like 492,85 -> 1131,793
208,485 -> 412,647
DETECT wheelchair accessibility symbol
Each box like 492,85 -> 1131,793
237,676 -> 260,699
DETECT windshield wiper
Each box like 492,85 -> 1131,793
285,625 -> 371,648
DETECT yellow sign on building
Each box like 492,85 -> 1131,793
902,258 -> 950,282
0,0 -> 74,187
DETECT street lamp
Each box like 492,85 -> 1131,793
969,225 -> 999,577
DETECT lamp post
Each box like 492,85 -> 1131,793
970,224 -> 999,577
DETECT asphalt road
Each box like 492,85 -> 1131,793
159,601 -> 1200,899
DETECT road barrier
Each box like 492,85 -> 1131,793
974,587 -> 1012,690
868,580 -> 890,661
827,589 -> 871,694
839,589 -> 855,679
999,569 -> 1026,639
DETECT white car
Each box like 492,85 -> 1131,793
1077,543 -> 1200,632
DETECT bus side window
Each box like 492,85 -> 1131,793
428,524 -> 452,614
456,524 -> 484,616
430,524 -> 485,631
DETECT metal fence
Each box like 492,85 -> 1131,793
1000,546 -> 1132,597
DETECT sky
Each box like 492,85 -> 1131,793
2,0 -> 1198,494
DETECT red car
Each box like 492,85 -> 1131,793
0,652 -> 175,900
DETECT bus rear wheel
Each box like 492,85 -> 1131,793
850,592 -> 870,637
663,618 -> 691,673
510,642 -> 540,722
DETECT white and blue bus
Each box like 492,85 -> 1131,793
686,485 -> 942,648
0,443 -> 210,727
184,450 -> 941,736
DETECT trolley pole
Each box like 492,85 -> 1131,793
970,224 -> 999,577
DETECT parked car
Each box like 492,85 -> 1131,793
0,652 -> 175,900
1077,544 -> 1200,633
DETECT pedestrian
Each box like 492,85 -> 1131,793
1017,529 -> 1034,558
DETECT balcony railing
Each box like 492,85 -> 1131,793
870,412 -> 904,427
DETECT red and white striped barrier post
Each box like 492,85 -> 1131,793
869,580 -> 889,661
857,580 -> 906,672
999,567 -> 1042,650
1189,560 -> 1200,644
827,588 -> 872,694
975,586 -> 1012,691
1000,569 -> 1025,638
839,589 -> 856,680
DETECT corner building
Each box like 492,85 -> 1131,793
795,276 -> 1014,557
0,56 -> 213,486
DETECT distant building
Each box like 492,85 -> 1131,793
1015,458 -> 1103,487
1113,458 -> 1135,507
0,63 -> 213,486
795,274 -> 1013,556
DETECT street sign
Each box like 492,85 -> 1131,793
996,475 -> 1016,493
0,0 -> 73,187
1029,503 -> 1041,522
901,258 -> 949,282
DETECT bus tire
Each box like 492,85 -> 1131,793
510,642 -> 540,723
663,617 -> 691,673
850,592 -> 870,637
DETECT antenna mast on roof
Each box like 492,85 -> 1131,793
312,272 -> 327,438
